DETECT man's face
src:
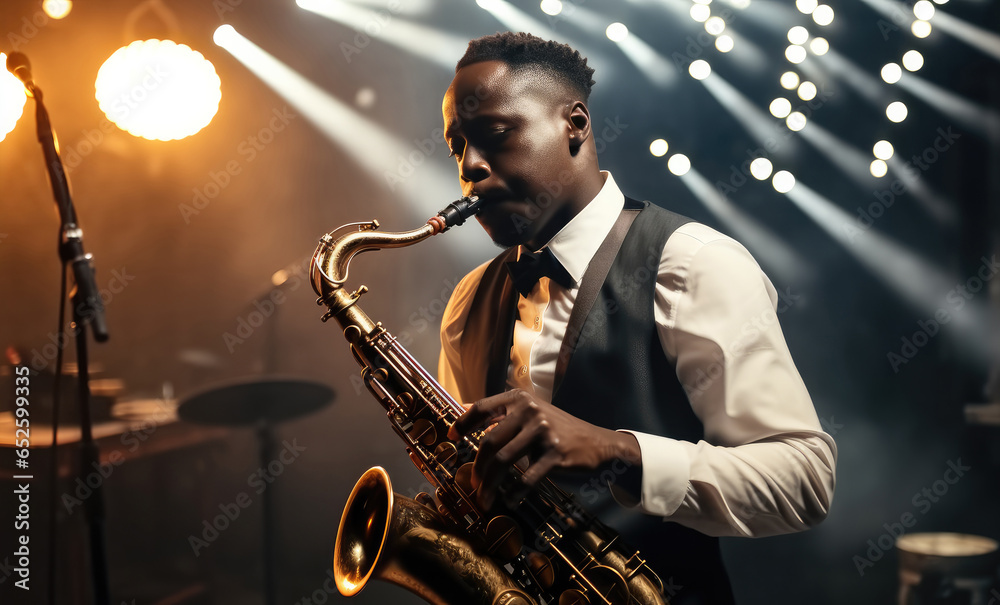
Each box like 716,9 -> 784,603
442,61 -> 579,249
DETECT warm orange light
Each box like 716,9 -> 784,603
95,39 -> 221,141
0,53 -> 28,142
43,0 -> 73,19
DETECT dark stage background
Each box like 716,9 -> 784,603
0,0 -> 998,604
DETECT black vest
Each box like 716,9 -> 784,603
459,199 -> 736,604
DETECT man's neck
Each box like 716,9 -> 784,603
524,170 -> 606,251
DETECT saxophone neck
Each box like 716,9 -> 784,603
310,196 -> 482,304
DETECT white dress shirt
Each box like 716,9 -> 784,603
438,171 -> 837,538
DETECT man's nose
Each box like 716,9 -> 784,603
460,147 -> 490,186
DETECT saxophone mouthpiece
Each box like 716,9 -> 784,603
428,196 -> 482,234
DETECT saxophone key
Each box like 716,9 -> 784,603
484,515 -> 524,561
414,491 -> 436,509
433,441 -> 458,469
407,418 -> 438,446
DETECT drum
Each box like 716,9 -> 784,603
897,532 -> 999,605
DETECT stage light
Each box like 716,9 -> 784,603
95,39 -> 221,141
912,20 -> 932,38
785,45 -> 807,63
540,0 -> 562,16
797,81 -> 817,100
881,62 -> 902,83
870,159 -> 888,178
42,0 -> 72,19
667,153 -> 691,176
0,54 -> 28,142
298,0 -> 468,69
705,16 -> 726,35
772,170 -> 795,193
796,0 -> 818,14
649,138 -> 669,156
716,35 -> 735,52
690,4 -> 711,22
813,5 -> 834,25
886,101 -> 908,122
809,37 -> 829,55
913,0 -> 935,20
355,87 -> 376,109
689,60 -> 711,80
873,140 -> 894,159
769,97 -> 792,118
606,22 -> 628,42
788,26 -> 809,45
750,158 -> 773,180
786,111 -> 807,131
780,71 -> 800,89
902,50 -> 924,71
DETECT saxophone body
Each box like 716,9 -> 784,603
312,197 -> 669,605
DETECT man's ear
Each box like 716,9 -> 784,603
567,101 -> 592,153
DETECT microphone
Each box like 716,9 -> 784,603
5,51 -> 36,96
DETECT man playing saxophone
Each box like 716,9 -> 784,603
438,32 -> 837,604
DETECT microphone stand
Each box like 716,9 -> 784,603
29,83 -> 111,604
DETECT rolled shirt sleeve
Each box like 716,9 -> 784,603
621,223 -> 837,537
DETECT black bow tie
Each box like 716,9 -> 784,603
506,248 -> 575,296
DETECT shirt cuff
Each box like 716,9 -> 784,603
616,429 -> 691,516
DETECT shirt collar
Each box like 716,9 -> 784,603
530,171 -> 624,287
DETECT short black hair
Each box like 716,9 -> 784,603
456,32 -> 596,101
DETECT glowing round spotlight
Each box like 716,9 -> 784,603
785,45 -> 807,64
606,22 -> 629,42
705,16 -> 727,35
913,0 -> 935,20
750,158 -> 773,180
932,0 -> 948,4
769,98 -> 792,118
772,170 -> 795,193
886,101 -> 908,123
271,269 -> 290,287
690,4 -> 711,22
213,24 -> 238,46
0,54 -> 28,142
797,81 -> 817,101
786,111 -> 807,131
42,0 -> 73,19
355,87 -> 376,109
540,0 -> 563,16
881,62 -> 902,84
796,0 -> 818,14
912,20 -> 932,38
787,26 -> 809,45
95,39 -> 221,141
649,139 -> 669,157
812,5 -> 834,25
689,60 -> 712,80
809,37 -> 829,55
902,50 -> 924,71
715,35 -> 735,53
667,154 -> 691,176
873,140 -> 894,160
870,159 -> 888,178
780,71 -> 800,90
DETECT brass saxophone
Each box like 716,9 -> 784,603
311,197 -> 669,605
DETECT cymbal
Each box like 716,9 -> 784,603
178,377 -> 335,426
